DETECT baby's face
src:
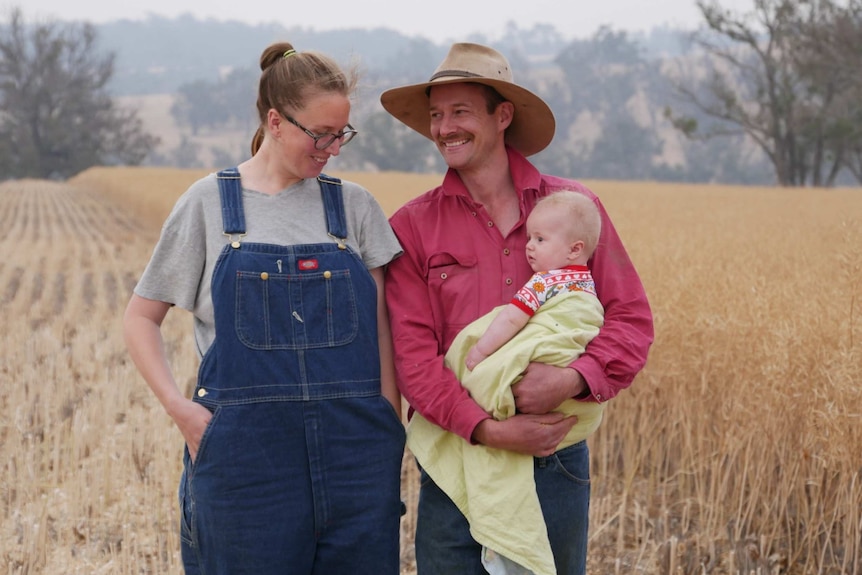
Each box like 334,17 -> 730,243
525,207 -> 576,273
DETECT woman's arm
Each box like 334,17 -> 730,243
123,294 -> 212,459
371,267 -> 402,419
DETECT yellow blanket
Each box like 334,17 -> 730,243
407,290 -> 604,575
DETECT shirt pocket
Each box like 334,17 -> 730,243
426,251 -> 479,350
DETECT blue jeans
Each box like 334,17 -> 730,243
414,440 -> 590,575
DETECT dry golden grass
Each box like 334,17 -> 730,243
1,168 -> 860,574
68,166 -> 442,221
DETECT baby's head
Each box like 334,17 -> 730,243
525,191 -> 602,272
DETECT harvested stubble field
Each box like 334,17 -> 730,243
1,166 -> 860,575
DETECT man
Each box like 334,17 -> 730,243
381,43 -> 654,575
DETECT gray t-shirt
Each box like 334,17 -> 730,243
135,173 -> 402,357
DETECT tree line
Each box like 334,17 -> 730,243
2,1 -> 862,186
0,8 -> 157,180
669,0 -> 862,187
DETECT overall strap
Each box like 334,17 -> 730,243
216,168 -> 246,235
318,173 -> 348,241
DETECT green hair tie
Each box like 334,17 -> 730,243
283,49 -> 297,59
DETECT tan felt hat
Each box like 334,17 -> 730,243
380,42 -> 555,157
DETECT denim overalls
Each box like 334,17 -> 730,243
179,169 -> 406,575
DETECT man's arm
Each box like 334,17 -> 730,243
512,194 -> 653,413
385,213 -> 490,442
572,197 -> 653,402
471,412 -> 578,457
387,206 -> 587,451
511,362 -> 587,414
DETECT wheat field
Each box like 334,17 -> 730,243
1,167 -> 860,574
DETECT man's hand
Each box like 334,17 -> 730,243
471,413 -> 577,457
512,363 -> 587,414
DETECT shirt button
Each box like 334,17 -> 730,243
440,273 -> 448,280
596,394 -> 603,402
487,221 -> 494,227
505,278 -> 513,285
503,248 -> 510,256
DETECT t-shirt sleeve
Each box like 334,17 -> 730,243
511,272 -> 544,315
133,188 -> 207,312
348,183 -> 402,270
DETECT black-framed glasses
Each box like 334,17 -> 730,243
283,114 -> 358,150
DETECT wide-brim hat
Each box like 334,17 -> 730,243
380,42 -> 555,157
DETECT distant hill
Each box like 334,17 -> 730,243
98,14 -> 439,95
97,15 -> 688,96
98,15 -> 757,184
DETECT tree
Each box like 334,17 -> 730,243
171,79 -> 217,135
796,0 -> 862,182
586,115 -> 664,180
547,26 -> 672,181
667,0 -> 862,186
171,67 -> 258,135
351,110 -> 444,173
552,26 -> 648,128
0,8 -> 158,180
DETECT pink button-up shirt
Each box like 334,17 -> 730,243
385,147 -> 654,442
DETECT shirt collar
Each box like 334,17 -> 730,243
440,145 -> 543,200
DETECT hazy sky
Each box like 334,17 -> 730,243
14,0 -> 757,43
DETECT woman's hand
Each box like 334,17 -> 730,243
169,398 -> 213,461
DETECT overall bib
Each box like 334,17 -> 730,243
179,169 -> 406,575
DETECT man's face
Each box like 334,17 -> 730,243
427,83 -> 509,171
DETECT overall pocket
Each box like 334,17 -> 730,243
178,466 -> 195,546
235,268 -> 358,350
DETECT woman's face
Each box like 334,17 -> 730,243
277,91 -> 352,180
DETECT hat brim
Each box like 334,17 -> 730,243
380,77 -> 555,157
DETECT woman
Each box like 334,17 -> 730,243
123,41 -> 405,574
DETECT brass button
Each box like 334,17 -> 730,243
197,388 -> 208,397
231,241 -> 240,249
260,272 -> 269,280
323,271 -> 332,279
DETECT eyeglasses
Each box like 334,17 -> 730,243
283,114 -> 358,150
